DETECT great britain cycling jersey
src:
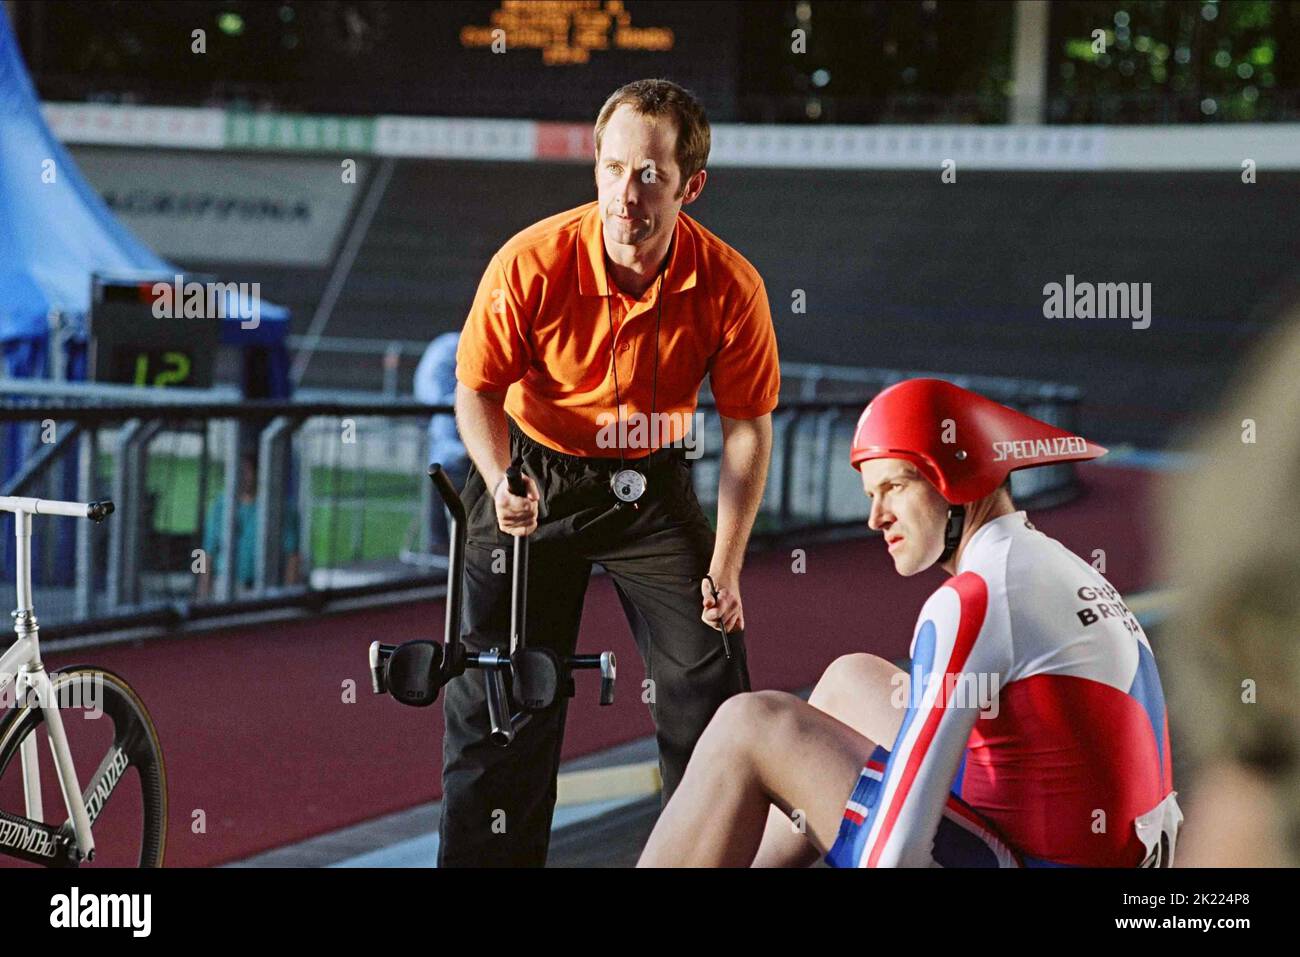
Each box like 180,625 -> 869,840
826,510 -> 1182,868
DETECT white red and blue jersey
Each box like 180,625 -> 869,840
827,511 -> 1182,868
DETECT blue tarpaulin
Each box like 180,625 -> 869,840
0,7 -> 292,586
0,6 -> 292,366
0,10 -> 176,347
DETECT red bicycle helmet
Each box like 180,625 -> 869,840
850,378 -> 1107,505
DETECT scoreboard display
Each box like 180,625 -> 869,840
22,1 -> 742,121
460,1 -> 681,66
336,0 -> 742,120
89,277 -> 221,390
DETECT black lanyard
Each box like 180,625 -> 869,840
602,244 -> 668,501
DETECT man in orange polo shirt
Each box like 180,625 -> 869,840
442,78 -> 780,867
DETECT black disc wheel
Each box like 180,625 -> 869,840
0,666 -> 166,867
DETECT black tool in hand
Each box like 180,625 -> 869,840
371,462 -> 617,745
702,574 -> 733,660
505,464 -> 530,654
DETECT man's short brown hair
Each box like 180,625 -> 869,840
594,79 -> 710,193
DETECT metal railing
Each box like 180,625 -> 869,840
1,372 -> 1084,637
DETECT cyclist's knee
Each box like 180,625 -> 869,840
811,653 -> 897,708
703,690 -> 798,756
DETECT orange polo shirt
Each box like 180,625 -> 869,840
456,201 -> 780,458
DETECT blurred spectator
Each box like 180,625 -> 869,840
1160,297 -> 1300,867
196,451 -> 301,600
414,331 -> 469,553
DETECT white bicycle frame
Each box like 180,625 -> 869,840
0,495 -> 106,864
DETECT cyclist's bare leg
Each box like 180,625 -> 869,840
751,654 -> 908,867
637,690 -> 877,867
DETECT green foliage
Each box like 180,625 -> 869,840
1050,0 -> 1288,122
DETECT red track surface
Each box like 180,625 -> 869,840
8,465 -> 1155,867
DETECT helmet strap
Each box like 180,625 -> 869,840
940,504 -> 966,564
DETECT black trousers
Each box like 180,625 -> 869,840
437,421 -> 751,867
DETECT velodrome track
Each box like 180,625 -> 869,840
2,464 -> 1158,867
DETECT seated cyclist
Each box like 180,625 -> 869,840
637,378 -> 1183,868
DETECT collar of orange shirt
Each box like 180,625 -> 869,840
576,202 -> 699,299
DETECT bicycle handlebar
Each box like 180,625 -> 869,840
504,465 -> 528,497
426,463 -> 466,526
0,497 -> 115,522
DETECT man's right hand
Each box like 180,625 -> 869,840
492,472 -> 540,537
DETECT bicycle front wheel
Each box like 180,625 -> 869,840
0,666 -> 167,867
